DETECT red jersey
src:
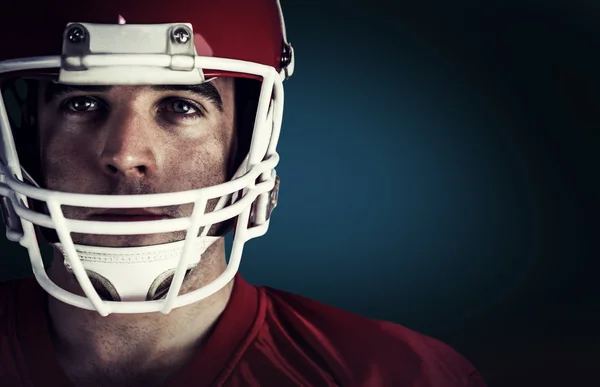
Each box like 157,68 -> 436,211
0,275 -> 486,386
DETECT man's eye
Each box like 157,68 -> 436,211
171,100 -> 197,114
161,98 -> 204,118
62,97 -> 99,113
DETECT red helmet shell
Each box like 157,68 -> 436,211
0,0 -> 287,71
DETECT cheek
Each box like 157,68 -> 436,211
163,126 -> 233,191
40,127 -> 97,190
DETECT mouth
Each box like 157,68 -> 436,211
88,209 -> 172,222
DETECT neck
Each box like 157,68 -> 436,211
45,239 -> 233,384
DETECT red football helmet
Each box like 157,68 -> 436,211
0,0 -> 295,315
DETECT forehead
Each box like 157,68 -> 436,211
40,78 -> 235,107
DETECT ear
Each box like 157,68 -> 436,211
230,78 -> 260,175
10,78 -> 44,185
216,78 -> 261,237
226,124 -> 239,179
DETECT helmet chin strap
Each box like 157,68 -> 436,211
51,236 -> 220,302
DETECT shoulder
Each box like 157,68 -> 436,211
0,278 -> 33,386
0,277 -> 33,342
256,286 -> 486,387
0,277 -> 41,341
0,278 -> 22,321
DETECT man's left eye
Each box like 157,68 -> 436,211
165,99 -> 200,115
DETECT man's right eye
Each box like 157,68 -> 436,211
61,96 -> 101,113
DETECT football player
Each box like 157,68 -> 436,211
0,1 -> 487,386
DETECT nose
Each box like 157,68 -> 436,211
99,110 -> 157,179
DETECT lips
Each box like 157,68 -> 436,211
89,209 -> 171,222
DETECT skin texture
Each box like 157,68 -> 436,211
36,78 -> 238,386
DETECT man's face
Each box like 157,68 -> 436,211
36,78 -> 237,247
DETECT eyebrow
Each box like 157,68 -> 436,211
44,82 -> 224,111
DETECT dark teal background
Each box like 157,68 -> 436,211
1,1 -> 598,386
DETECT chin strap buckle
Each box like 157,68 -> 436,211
266,175 -> 280,220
